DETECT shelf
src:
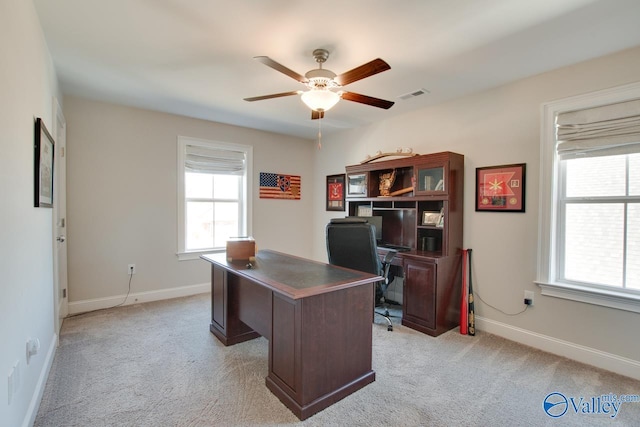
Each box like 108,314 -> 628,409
417,225 -> 444,230
373,205 -> 416,211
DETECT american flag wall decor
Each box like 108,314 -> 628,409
259,172 -> 301,200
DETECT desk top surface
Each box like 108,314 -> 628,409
201,249 -> 381,300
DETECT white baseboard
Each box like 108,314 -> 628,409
23,332 -> 58,427
68,283 -> 210,315
476,316 -> 640,381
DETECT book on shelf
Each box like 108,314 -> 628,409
424,176 -> 432,190
357,205 -> 373,216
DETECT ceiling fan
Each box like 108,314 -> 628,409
244,48 -> 394,119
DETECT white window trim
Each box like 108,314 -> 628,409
176,136 -> 253,261
536,81 -> 640,313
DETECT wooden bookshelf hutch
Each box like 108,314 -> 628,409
345,151 -> 464,336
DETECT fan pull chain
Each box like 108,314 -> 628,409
317,114 -> 322,150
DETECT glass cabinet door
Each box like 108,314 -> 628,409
416,166 -> 445,194
347,173 -> 368,197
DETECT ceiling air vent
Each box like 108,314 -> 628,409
398,88 -> 430,100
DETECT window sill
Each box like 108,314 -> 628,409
535,281 -> 640,314
177,249 -> 224,261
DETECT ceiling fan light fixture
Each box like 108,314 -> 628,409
301,89 -> 340,112
246,49 -> 393,117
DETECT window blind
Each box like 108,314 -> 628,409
185,145 -> 245,174
556,98 -> 640,159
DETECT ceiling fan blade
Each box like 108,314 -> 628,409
341,91 -> 394,109
244,91 -> 300,102
311,110 -> 325,120
254,56 -> 308,83
335,58 -> 391,86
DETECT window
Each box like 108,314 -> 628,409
538,83 -> 640,313
177,137 -> 252,260
559,154 -> 640,289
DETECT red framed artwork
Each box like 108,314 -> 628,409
476,163 -> 526,212
326,174 -> 345,211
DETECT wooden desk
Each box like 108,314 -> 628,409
201,250 -> 382,420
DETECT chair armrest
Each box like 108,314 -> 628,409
382,250 -> 396,265
381,249 -> 397,284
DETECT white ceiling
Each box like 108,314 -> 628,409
34,0 -> 640,140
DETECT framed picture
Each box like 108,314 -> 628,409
326,174 -> 345,211
476,163 -> 526,212
34,118 -> 55,208
347,173 -> 367,197
422,210 -> 442,226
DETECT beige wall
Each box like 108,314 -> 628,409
0,1 -> 61,425
64,97 -> 314,303
313,46 -> 640,369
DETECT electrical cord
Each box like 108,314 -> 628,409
66,267 -> 133,318
467,253 -> 529,316
112,268 -> 134,308
474,290 -> 529,316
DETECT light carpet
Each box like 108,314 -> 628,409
35,293 -> 640,426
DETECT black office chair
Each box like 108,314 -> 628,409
326,218 -> 397,331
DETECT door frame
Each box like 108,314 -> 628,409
52,97 -> 68,334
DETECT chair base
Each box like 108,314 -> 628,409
375,310 -> 394,331
375,300 -> 402,332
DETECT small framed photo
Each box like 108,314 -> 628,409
422,210 -> 442,226
326,174 -> 345,211
476,163 -> 526,212
34,118 -> 55,208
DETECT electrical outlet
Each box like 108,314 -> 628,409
524,290 -> 534,306
128,264 -> 136,275
8,368 -> 13,405
8,360 -> 20,405
26,338 -> 40,365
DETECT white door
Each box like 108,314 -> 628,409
52,98 -> 68,333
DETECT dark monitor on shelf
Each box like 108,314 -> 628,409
347,216 -> 383,242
